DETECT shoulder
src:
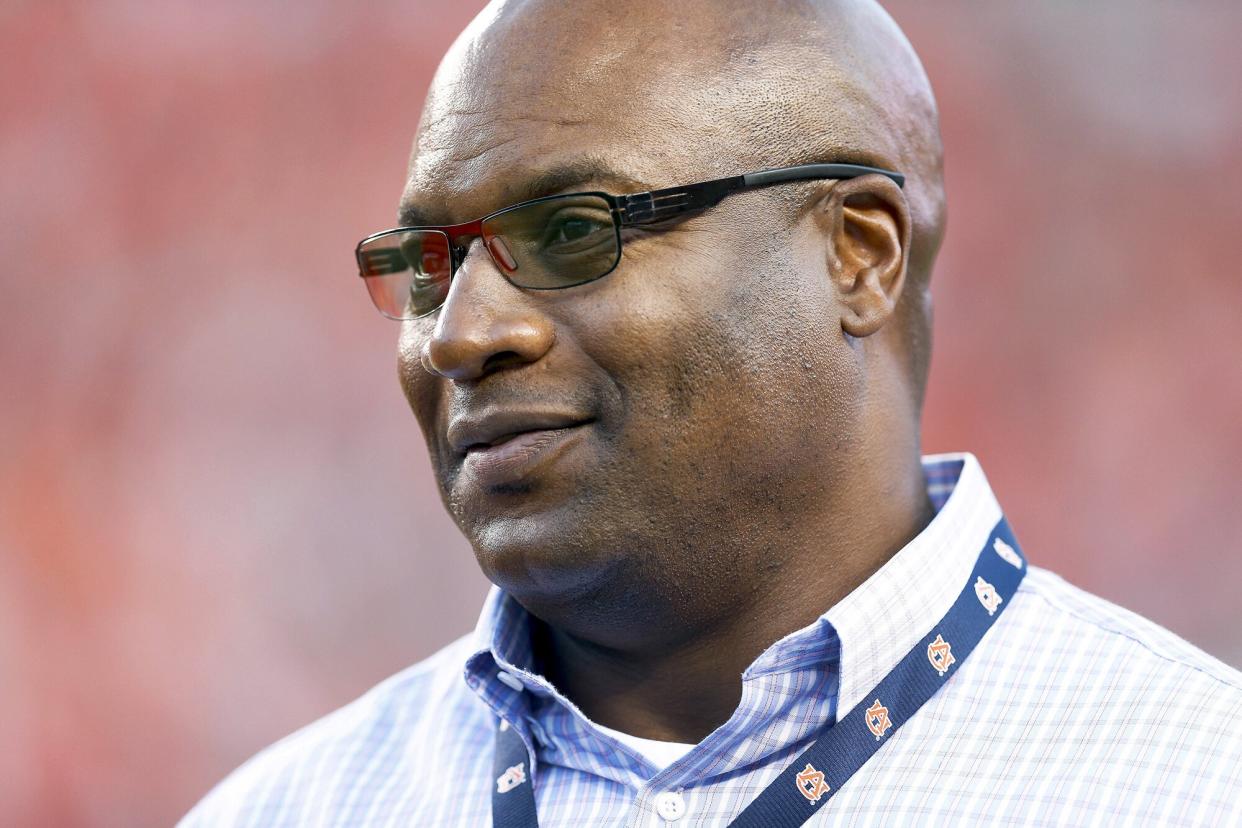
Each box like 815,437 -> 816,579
178,633 -> 493,827
949,565 -> 1242,821
1016,565 -> 1242,695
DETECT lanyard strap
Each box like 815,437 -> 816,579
493,517 -> 1026,828
492,719 -> 539,828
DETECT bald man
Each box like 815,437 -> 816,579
181,1 -> 1242,825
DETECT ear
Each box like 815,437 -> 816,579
816,174 -> 911,338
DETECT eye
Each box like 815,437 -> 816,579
556,218 -> 596,242
412,270 -> 444,288
541,209 -> 613,252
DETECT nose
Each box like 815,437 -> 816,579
420,240 -> 555,381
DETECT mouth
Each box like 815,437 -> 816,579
449,413 -> 594,487
461,423 -> 591,486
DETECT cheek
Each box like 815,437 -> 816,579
579,228 -> 851,486
397,323 -> 447,457
396,323 -> 424,392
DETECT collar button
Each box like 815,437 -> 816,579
496,670 -> 525,692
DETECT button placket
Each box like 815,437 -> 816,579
528,718 -> 555,752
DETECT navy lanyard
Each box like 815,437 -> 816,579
493,517 -> 1026,828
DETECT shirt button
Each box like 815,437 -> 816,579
654,791 -> 687,822
496,670 -> 524,691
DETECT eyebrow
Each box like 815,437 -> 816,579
396,158 -> 649,228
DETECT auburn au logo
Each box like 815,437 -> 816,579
795,763 -> 831,802
496,762 -> 527,794
992,537 -> 1023,569
974,576 -> 1002,616
927,633 -> 955,676
865,699 -> 892,740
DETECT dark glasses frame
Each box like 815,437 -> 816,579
356,162 -> 905,318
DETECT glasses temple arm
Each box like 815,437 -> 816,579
618,163 -> 905,227
743,163 -> 904,190
618,176 -> 746,226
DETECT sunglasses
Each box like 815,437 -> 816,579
355,162 -> 905,320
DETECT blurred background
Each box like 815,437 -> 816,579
3,1 -> 1241,825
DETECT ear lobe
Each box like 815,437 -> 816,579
824,181 -> 911,338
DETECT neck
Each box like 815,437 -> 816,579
534,451 -> 935,744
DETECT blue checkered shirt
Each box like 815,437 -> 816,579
180,454 -> 1242,826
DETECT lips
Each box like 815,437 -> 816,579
448,410 -> 590,455
447,409 -> 593,486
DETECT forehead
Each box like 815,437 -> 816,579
400,2 -> 802,223
405,67 -> 667,221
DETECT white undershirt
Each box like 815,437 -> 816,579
593,722 -> 697,771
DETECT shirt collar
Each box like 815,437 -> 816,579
824,452 -> 1001,718
465,452 -> 1002,728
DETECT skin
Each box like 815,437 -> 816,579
396,0 -> 946,742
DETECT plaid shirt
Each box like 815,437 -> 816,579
180,454 -> 1242,826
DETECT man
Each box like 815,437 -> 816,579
182,0 -> 1242,824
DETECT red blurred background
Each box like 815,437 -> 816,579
3,2 -> 1241,825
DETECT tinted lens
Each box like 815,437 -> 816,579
357,230 -> 451,319
482,194 -> 619,289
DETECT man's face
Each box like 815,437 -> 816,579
397,7 -> 863,619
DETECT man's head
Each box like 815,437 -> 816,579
396,0 -> 944,642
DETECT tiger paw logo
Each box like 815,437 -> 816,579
992,538 -> 1023,569
496,762 -> 527,794
927,633 -> 955,676
975,576 -> 1002,616
795,763 -> 831,802
865,699 -> 892,740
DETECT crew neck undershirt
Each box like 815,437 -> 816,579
592,722 -> 697,771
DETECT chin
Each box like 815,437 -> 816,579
467,508 -> 623,606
